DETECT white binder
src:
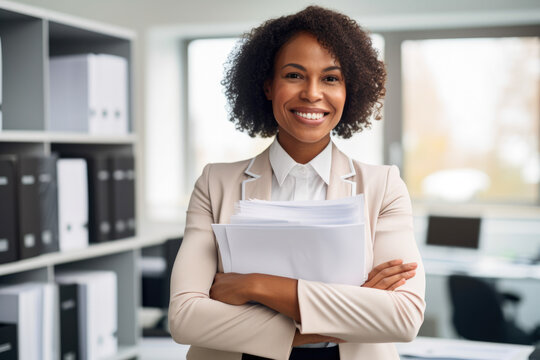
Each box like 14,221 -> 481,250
0,284 -> 42,360
56,271 -> 118,360
49,54 -> 100,133
57,158 -> 89,251
49,53 -> 129,135
100,54 -> 128,135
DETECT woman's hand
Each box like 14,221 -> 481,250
362,259 -> 417,291
210,272 -> 253,305
292,330 -> 345,346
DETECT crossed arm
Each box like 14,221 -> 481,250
210,259 -> 418,345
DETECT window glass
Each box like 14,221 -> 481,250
332,33 -> 385,165
187,38 -> 272,188
402,37 -> 540,203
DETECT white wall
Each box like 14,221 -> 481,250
11,0 -> 540,30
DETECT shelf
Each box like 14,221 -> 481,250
0,229 -> 183,276
0,130 -> 137,144
0,0 -> 135,40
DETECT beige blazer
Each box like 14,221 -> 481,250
169,143 -> 425,360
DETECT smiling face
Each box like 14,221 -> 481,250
264,32 -> 346,162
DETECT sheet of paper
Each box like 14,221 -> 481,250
397,337 -> 530,360
222,224 -> 366,285
234,195 -> 365,225
212,224 -> 232,273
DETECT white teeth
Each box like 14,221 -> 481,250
294,111 -> 325,120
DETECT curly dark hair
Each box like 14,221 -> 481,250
222,6 -> 386,139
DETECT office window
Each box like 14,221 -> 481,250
332,33 -> 385,165
187,38 -> 272,188
402,37 -> 540,203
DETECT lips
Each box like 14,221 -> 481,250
290,107 -> 329,124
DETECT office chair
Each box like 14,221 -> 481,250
448,274 -> 540,345
141,237 -> 183,336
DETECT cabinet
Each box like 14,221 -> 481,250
0,1 -> 177,358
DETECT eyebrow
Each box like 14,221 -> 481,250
281,63 -> 342,72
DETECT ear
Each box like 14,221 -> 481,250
263,79 -> 272,100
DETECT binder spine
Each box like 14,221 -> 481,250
17,158 -> 42,259
109,156 -> 135,240
0,157 -> 18,264
87,156 -> 111,243
59,284 -> 80,360
38,156 -> 60,254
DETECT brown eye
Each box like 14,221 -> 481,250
285,73 -> 303,79
324,75 -> 340,82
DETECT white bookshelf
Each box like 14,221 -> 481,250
0,1 -> 179,358
0,130 -> 138,144
0,230 -> 178,277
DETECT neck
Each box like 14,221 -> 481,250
277,132 -> 330,164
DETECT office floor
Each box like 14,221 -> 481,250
139,337 -> 189,360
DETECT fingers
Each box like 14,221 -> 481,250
363,262 -> 418,289
364,270 -> 414,290
366,259 -> 403,281
293,332 -> 346,346
366,262 -> 417,286
388,278 -> 406,291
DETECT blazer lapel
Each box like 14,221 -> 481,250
241,147 -> 272,201
326,143 -> 357,200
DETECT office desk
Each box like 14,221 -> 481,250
397,336 -> 534,360
422,255 -> 540,280
420,250 -> 540,339
137,336 -> 534,360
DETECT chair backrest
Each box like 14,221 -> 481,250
448,274 -> 506,342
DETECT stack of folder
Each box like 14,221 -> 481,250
0,153 -> 136,264
212,195 -> 368,286
49,53 -> 129,135
0,282 -> 58,360
56,271 -> 118,360
0,271 -> 118,360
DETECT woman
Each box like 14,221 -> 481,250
169,6 -> 425,360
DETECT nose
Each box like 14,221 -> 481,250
300,79 -> 322,102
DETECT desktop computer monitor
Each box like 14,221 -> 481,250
426,215 -> 481,249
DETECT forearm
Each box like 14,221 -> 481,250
296,272 -> 425,342
249,273 -> 301,323
169,292 -> 296,359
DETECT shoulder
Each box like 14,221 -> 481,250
196,158 -> 254,191
353,161 -> 403,186
203,158 -> 253,177
353,161 -> 410,215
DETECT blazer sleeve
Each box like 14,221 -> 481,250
295,165 -> 426,343
168,164 -> 297,359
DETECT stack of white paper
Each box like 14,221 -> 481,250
212,195 -> 368,285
